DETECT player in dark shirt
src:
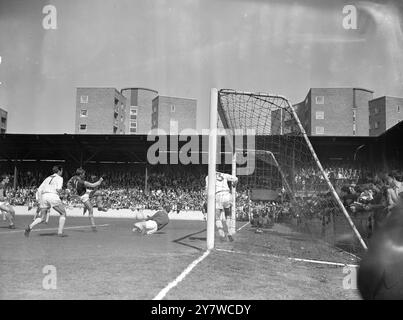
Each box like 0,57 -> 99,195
132,204 -> 170,235
67,168 -> 104,232
0,174 -> 15,229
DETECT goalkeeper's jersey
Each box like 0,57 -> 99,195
205,172 -> 238,194
147,210 -> 169,230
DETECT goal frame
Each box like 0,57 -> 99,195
207,88 -> 368,251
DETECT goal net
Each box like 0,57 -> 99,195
207,89 -> 368,264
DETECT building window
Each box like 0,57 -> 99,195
1,117 -> 6,125
374,122 -> 379,129
352,110 -> 356,121
315,126 -> 324,135
374,107 -> 379,114
315,111 -> 324,120
353,123 -> 356,135
130,106 -> 137,115
398,105 -> 401,113
130,121 -> 137,128
130,128 -> 137,133
171,104 -> 175,112
315,96 -> 324,105
80,95 -> 88,104
113,126 -> 118,134
130,115 -> 137,120
80,109 -> 88,117
79,124 -> 87,131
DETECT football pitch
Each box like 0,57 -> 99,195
0,214 -> 361,300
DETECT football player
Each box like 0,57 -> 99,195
66,168 -> 104,232
132,205 -> 170,235
24,166 -> 67,237
0,174 -> 16,229
205,172 -> 238,242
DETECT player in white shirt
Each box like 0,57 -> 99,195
24,166 -> 67,237
205,172 -> 238,241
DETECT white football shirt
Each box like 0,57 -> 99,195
38,174 -> 63,195
205,172 -> 238,193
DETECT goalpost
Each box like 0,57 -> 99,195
207,88 -> 368,260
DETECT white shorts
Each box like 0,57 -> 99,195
215,191 -> 232,210
134,220 -> 158,235
80,192 -> 90,203
40,193 -> 62,209
144,220 -> 158,235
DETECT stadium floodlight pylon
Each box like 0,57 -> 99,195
207,88 -> 368,259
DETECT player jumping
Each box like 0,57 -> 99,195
24,166 -> 67,237
132,205 -> 170,235
66,168 -> 104,232
205,172 -> 238,242
0,174 -> 16,229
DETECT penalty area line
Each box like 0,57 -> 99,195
153,250 -> 211,300
237,221 -> 250,232
0,224 -> 110,235
215,248 -> 359,268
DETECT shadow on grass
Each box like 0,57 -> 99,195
38,232 -> 69,237
173,229 -> 206,252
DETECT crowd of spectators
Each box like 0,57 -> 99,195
3,162 -> 403,234
7,165 -> 207,212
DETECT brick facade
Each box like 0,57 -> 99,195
0,108 -> 7,133
75,88 -> 126,134
121,88 -> 158,134
369,96 -> 403,136
293,88 -> 373,136
151,96 -> 197,134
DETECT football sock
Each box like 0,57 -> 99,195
29,217 -> 43,230
58,216 -> 66,234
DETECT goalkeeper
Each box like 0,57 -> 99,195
205,172 -> 238,242
132,204 -> 170,235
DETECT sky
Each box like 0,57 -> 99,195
0,0 -> 403,134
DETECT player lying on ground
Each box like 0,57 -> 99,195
0,174 -> 16,229
25,166 -> 67,237
67,168 -> 104,232
132,205 -> 170,235
205,172 -> 238,242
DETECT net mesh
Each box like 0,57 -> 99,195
217,89 -> 368,264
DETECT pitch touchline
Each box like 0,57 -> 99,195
0,224 -> 110,235
215,248 -> 359,268
153,250 -> 211,300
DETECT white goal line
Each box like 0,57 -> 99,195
215,248 -> 359,268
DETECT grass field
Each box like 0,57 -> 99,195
0,213 -> 361,300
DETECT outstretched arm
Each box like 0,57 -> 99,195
84,178 -> 103,189
222,173 -> 238,183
